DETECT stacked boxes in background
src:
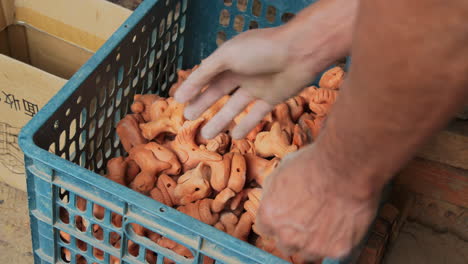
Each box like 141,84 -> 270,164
0,0 -> 131,190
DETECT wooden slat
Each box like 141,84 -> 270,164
417,120 -> 468,170
395,158 -> 468,208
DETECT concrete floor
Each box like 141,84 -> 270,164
0,182 -> 33,264
2,181 -> 467,264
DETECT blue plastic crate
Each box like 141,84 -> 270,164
19,0 -> 345,263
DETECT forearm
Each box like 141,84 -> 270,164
279,0 -> 358,74
312,0 -> 468,198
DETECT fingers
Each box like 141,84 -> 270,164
276,227 -> 304,254
201,89 -> 253,139
183,71 -> 239,120
175,49 -> 229,103
231,100 -> 274,139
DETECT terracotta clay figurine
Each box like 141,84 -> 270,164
231,212 -> 254,241
311,88 -> 338,105
116,113 -> 148,152
269,103 -> 295,136
319,66 -> 344,90
243,188 -> 262,235
298,113 -> 314,141
211,188 -> 236,213
150,174 -> 178,206
204,133 -> 231,154
129,144 -> 173,175
255,122 -> 298,158
97,64 -> 347,263
177,199 -> 220,225
298,85 -> 318,102
292,124 -> 309,148
230,139 -> 256,155
144,142 -> 181,175
106,156 -> 128,186
308,101 -> 332,118
214,212 -> 252,242
130,171 -> 157,195
206,153 -> 233,192
128,144 -> 177,194
131,94 -> 162,122
228,189 -> 249,212
244,154 -> 280,186
226,153 -> 246,193
304,117 -> 326,141
166,118 -> 222,171
125,158 -> 140,183
209,153 -> 246,212
174,162 -> 212,205
286,95 -> 306,122
140,98 -> 186,140
214,212 -> 238,234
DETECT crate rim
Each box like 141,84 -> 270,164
18,0 -> 342,263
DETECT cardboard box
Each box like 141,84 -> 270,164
0,0 -> 131,191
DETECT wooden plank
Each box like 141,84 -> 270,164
395,158 -> 468,208
417,120 -> 468,170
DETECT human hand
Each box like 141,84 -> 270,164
256,147 -> 379,261
174,0 -> 356,140
175,27 -> 321,140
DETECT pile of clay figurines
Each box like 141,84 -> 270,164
90,66 -> 343,264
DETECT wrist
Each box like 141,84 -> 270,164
303,142 -> 385,202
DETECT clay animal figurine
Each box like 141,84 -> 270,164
319,66 -> 344,90
244,154 -> 280,186
166,118 -> 222,171
292,124 -> 309,148
131,94 -> 162,121
255,122 -> 298,158
150,174 -> 178,206
286,95 -> 306,122
140,98 -> 186,140
298,85 -> 318,102
174,163 -> 212,205
230,139 -> 256,155
116,113 -> 148,152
